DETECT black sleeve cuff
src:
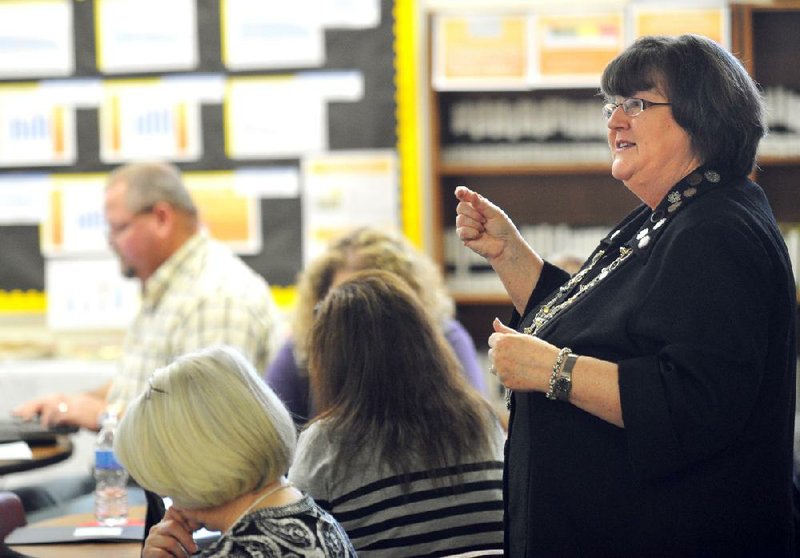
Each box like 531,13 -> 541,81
619,354 -> 687,480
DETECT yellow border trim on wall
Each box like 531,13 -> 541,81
394,0 -> 424,249
0,286 -> 295,315
269,285 -> 297,312
0,290 -> 47,313
93,0 -> 103,71
219,0 -> 230,67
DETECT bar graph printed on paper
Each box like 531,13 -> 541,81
0,104 -> 73,167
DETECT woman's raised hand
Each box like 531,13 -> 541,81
454,186 -> 518,262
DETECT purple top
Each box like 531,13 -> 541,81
265,318 -> 487,424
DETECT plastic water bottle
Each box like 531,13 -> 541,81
94,413 -> 129,526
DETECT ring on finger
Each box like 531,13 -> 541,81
57,401 -> 69,414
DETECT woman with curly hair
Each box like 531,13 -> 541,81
266,227 -> 486,424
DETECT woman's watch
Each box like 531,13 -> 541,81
552,353 -> 578,402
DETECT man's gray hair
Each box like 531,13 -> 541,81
106,162 -> 197,216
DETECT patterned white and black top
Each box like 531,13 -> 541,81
202,494 -> 356,557
290,419 -> 505,557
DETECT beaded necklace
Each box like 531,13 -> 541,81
505,167 -> 723,409
504,245 -> 633,409
522,246 -> 633,337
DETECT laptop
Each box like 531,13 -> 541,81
0,417 -> 78,445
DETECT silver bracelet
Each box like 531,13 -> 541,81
552,353 -> 578,402
546,347 -> 572,400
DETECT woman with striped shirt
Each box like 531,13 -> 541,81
289,270 -> 504,557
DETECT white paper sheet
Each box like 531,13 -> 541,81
41,177 -> 109,257
0,174 -> 48,224
96,0 -> 198,74
322,0 -> 380,29
0,0 -> 74,78
301,149 -> 399,264
0,86 -> 77,167
99,81 -> 203,163
222,0 -> 325,70
0,441 -> 33,461
225,71 -> 363,160
45,258 -> 140,331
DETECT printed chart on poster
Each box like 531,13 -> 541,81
0,0 -> 74,78
0,0 -> 397,316
432,2 -> 728,90
301,150 -> 399,265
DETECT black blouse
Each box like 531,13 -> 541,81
505,170 -> 797,557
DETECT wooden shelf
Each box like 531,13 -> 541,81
758,155 -> 800,166
439,162 -> 611,176
439,155 -> 800,177
431,4 -> 800,347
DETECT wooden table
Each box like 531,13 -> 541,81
0,436 -> 73,476
7,504 -> 145,558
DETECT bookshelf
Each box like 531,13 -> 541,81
732,2 -> 800,340
733,2 -> 800,222
429,3 -> 800,348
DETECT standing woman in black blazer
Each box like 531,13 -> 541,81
456,34 -> 796,557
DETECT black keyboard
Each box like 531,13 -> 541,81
0,417 -> 79,444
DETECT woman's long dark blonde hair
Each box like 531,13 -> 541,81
308,269 -> 495,483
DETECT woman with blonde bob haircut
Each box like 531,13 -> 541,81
115,345 -> 355,558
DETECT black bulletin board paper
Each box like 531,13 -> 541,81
0,0 -> 396,292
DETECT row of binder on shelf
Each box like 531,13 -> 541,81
764,87 -> 800,134
442,142 -> 611,166
441,139 -> 800,166
444,224 -> 800,297
444,223 -> 606,295
442,139 -> 800,166
442,87 -> 800,161
760,86 -> 800,157
448,97 -> 607,143
444,223 -> 608,295
759,135 -> 800,158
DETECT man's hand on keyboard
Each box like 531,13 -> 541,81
13,392 -> 106,431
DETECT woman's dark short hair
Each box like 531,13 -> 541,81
601,34 -> 766,178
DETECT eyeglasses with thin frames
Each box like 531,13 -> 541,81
602,97 -> 672,120
107,205 -> 155,240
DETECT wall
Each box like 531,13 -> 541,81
0,0 -> 398,352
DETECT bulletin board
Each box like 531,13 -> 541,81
0,0 -> 397,312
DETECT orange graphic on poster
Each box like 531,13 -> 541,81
52,106 -> 65,156
110,95 -> 121,153
190,186 -> 251,245
536,13 -> 624,80
438,15 -> 528,81
47,187 -> 63,249
175,102 -> 188,153
635,8 -> 725,45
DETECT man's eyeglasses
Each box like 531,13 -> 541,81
107,205 -> 155,239
602,98 -> 672,119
